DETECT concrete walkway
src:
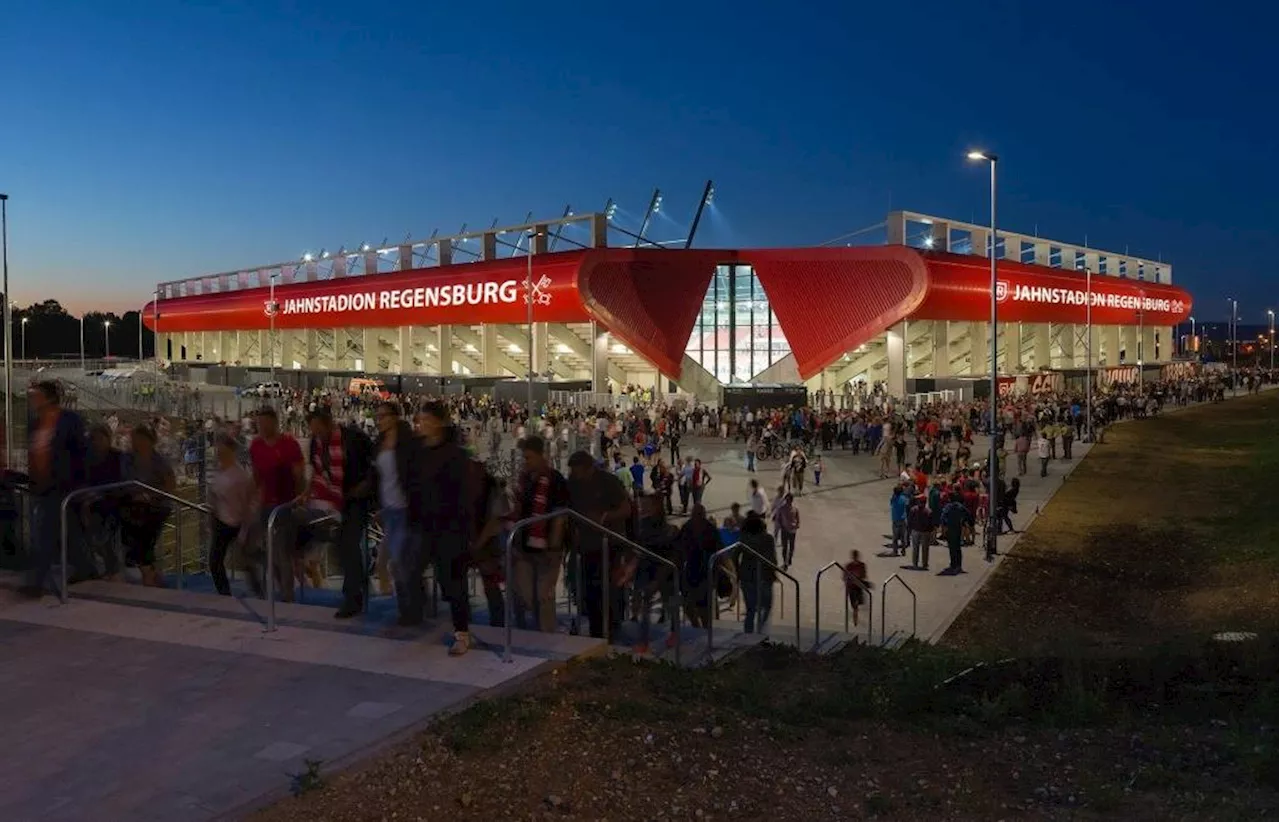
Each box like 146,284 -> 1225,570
0,580 -> 604,822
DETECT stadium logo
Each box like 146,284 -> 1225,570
996,281 -> 1010,303
263,300 -> 280,318
527,274 -> 554,307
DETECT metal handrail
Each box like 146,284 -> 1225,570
59,479 -> 209,603
266,499 -> 340,632
710,540 -> 801,653
503,508 -> 683,665
814,560 -> 873,649
879,572 -> 917,645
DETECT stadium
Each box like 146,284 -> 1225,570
142,201 -> 1194,404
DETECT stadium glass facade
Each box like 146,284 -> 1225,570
686,264 -> 792,385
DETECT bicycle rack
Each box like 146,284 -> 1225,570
709,541 -> 801,654
879,573 -> 917,646
814,561 -> 873,649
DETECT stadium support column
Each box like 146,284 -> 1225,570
1102,325 -> 1121,366
480,324 -> 499,375
1082,323 -> 1100,369
886,323 -> 906,398
435,325 -> 452,375
1052,323 -> 1074,369
968,321 -> 987,377
1120,324 -> 1138,365
333,329 -> 348,369
279,330 -> 296,371
361,328 -> 378,372
1032,324 -> 1051,369
591,322 -> 609,393
1141,324 -> 1157,364
931,320 -> 951,377
886,211 -> 907,245
304,330 -> 318,369
1005,322 -> 1023,373
257,330 -> 269,368
397,327 -> 412,373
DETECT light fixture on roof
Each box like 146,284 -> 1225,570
605,203 -> 618,221
704,186 -> 715,206
652,194 -> 663,213
301,253 -> 313,262
361,243 -> 371,252
320,249 -> 329,259
923,236 -> 935,249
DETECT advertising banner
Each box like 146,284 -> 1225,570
914,256 -> 1192,327
997,372 -> 1063,397
145,253 -> 591,333
1098,365 -> 1140,386
1161,361 -> 1197,380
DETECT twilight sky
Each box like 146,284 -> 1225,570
1,0 -> 1273,321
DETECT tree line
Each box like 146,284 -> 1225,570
5,299 -> 154,361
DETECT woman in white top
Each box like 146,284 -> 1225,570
208,434 -> 256,596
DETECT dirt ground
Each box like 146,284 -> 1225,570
251,394 -> 1279,822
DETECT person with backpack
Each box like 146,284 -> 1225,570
306,408 -> 374,619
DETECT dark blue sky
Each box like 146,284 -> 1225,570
2,0 -> 1273,320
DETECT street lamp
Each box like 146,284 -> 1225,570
1227,297 -> 1237,380
1,192 -> 10,469
104,320 -> 111,360
526,229 -> 544,426
20,317 -> 27,362
268,273 -> 280,384
79,315 -> 85,371
1189,315 -> 1196,357
1268,310 -> 1275,372
966,149 -> 999,563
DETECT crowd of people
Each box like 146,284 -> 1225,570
7,364 -> 1268,657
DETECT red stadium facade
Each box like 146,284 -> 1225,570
145,211 -> 1193,401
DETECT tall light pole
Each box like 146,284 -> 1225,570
1267,309 -> 1275,372
967,149 -> 999,563
1189,315 -> 1196,358
20,317 -> 27,362
137,309 -> 143,362
104,320 -> 111,360
1227,297 -> 1237,379
1,192 -> 11,469
79,315 -> 85,371
268,273 -> 279,385
1085,264 -> 1093,442
525,229 -> 544,425
152,289 -> 160,391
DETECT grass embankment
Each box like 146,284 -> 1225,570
945,392 -> 1278,655
254,395 -> 1278,822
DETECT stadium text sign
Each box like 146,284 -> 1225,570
278,280 -> 522,316
1000,282 -> 1183,315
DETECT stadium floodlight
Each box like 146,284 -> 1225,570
965,148 -> 999,564
923,235 -> 935,249
302,253 -> 313,262
704,186 -> 715,206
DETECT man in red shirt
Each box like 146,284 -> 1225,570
249,406 -> 304,600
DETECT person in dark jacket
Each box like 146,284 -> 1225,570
22,381 -> 89,597
907,493 -> 933,570
677,504 -> 723,629
734,511 -> 777,633
82,423 -> 124,578
409,402 -> 474,655
369,401 -> 418,621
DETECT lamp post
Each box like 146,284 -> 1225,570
268,273 -> 279,385
152,289 -> 160,391
20,316 -> 27,362
966,149 -> 999,563
1189,315 -> 1196,358
1264,308 -> 1274,368
104,320 -> 111,360
525,229 -> 544,426
1085,264 -> 1093,443
79,315 -> 85,371
1,192 -> 11,469
1227,297 -> 1237,382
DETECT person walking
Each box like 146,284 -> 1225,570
369,402 -> 418,619
734,511 -> 776,633
567,449 -> 631,641
777,493 -> 800,569
508,435 -> 570,633
20,381 -> 88,598
207,433 -> 255,596
1037,430 -> 1051,478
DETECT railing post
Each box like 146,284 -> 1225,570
503,529 -> 515,663
266,503 -> 283,632
175,507 -> 184,589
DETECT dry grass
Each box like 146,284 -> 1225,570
944,392 -> 1277,656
